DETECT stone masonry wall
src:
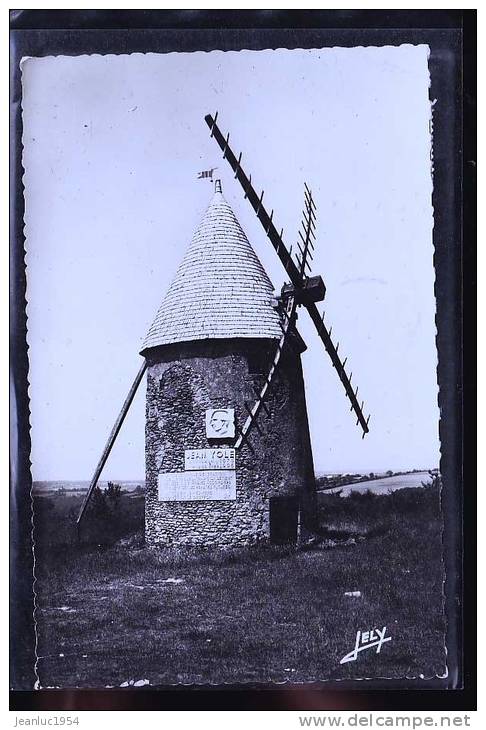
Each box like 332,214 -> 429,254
144,339 -> 316,547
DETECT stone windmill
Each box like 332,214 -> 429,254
77,114 -> 370,547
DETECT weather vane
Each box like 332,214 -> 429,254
197,167 -> 218,180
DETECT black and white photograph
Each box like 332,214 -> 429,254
10,10 -> 474,707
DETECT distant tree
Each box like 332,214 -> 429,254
91,485 -> 108,518
89,484 -> 123,542
134,484 -> 144,495
106,482 -> 124,538
369,472 -> 375,480
106,481 -> 122,504
386,470 -> 393,477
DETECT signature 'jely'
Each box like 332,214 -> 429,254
340,626 -> 391,664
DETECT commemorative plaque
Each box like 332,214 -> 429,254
185,448 -> 235,470
158,470 -> 237,501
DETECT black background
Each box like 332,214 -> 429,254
10,9 -> 476,712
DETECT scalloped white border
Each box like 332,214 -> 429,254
19,44 -> 447,690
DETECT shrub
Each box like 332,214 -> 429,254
106,481 -> 122,504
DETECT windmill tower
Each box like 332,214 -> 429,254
77,113 -> 370,547
140,179 -> 316,546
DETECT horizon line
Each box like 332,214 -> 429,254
32,466 -> 438,483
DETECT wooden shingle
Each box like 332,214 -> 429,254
140,185 -> 282,353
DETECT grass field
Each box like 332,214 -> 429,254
325,471 -> 433,496
33,481 -> 446,688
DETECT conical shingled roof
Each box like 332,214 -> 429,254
140,182 -> 282,353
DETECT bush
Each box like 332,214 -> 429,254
317,475 -> 442,540
106,481 -> 122,503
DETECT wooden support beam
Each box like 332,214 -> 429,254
77,361 -> 147,528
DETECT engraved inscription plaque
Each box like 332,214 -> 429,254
158,470 -> 237,501
185,448 -> 235,471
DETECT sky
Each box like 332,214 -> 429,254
21,45 -> 439,480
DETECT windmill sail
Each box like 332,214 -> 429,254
296,184 -> 316,277
205,113 -> 370,437
236,187 -> 317,446
305,302 -> 370,436
204,114 -> 303,290
235,294 -> 297,449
